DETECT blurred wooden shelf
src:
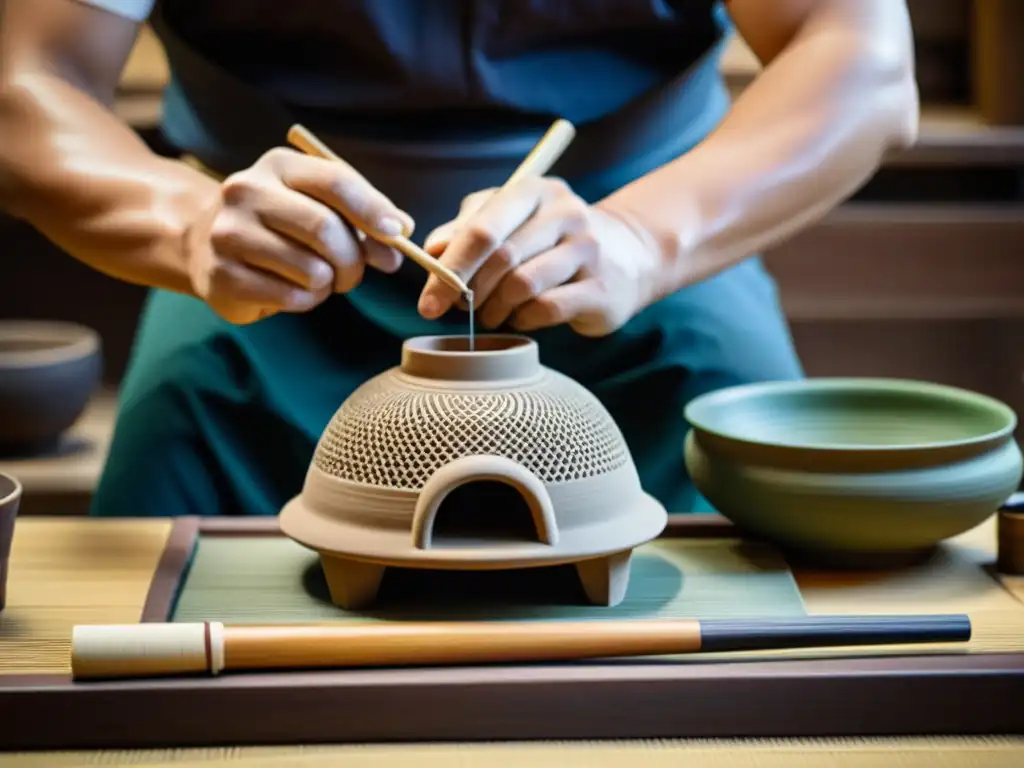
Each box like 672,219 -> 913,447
783,297 -> 1024,322
888,108 -> 1024,166
0,390 -> 117,515
767,203 -> 1024,321
114,28 -> 1024,164
723,32 -> 1024,166
790,318 -> 1023,439
115,101 -> 1024,169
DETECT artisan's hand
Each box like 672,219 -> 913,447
188,148 -> 415,324
418,178 -> 662,337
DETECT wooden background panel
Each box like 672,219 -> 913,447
904,0 -> 970,39
790,318 -> 1024,441
725,0 -> 974,103
992,319 -> 1024,425
791,319 -> 1003,388
973,0 -> 1024,126
764,204 -> 1024,321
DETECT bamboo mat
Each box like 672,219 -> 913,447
0,518 -> 172,675
171,517 -> 1024,660
1002,574 -> 1024,603
786,516 -> 1024,657
4,736 -> 1023,767
664,517 -> 1024,662
3,519 -> 1024,766
171,536 -> 809,623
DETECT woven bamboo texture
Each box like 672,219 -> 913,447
0,518 -> 172,675
171,536 -> 809,624
789,516 -> 1024,657
169,516 -> 1024,660
5,736 -> 1023,766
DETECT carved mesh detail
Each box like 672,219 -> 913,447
313,372 -> 629,489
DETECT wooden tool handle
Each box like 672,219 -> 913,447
285,125 -> 383,237
502,118 -> 576,188
286,124 -> 471,297
70,620 -> 700,679
71,622 -> 227,680
224,619 -> 701,670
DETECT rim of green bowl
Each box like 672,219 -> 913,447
683,378 -> 1018,453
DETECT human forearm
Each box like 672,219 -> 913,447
601,1 -> 918,302
0,69 -> 218,295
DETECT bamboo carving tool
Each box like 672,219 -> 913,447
499,117 -> 577,188
285,118 -> 576,299
285,124 -> 468,297
70,614 -> 971,680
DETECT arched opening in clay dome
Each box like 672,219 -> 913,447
429,480 -> 542,546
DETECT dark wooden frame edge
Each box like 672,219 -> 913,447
2,514 -> 1023,750
140,515 -> 201,622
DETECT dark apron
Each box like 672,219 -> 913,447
91,3 -> 803,518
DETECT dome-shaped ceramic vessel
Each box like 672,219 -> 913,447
280,334 -> 667,609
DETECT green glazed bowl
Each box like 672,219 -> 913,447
683,378 -> 1023,568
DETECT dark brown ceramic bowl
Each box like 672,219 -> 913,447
0,321 -> 102,456
0,471 -> 22,611
684,378 -> 1023,567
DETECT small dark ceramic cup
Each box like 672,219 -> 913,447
0,320 -> 102,456
0,471 -> 22,611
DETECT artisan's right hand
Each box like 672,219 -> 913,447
187,147 -> 415,324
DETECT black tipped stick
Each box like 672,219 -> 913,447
71,614 -> 972,680
699,614 -> 972,653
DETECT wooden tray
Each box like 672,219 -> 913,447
2,514 -> 1024,750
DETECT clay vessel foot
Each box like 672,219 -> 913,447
319,554 -> 386,610
575,550 -> 632,606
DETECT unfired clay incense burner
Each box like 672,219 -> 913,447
280,334 -> 667,609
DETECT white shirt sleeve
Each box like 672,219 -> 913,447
71,0 -> 155,22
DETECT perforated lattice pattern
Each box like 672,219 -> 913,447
313,371 -> 629,489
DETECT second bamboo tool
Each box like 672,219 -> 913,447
501,118 -> 576,187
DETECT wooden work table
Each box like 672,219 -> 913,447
2,515 -> 1023,765
5,737 -> 1023,766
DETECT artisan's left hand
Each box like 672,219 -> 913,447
417,178 -> 662,337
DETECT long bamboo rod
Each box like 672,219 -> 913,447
69,614 -> 971,680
